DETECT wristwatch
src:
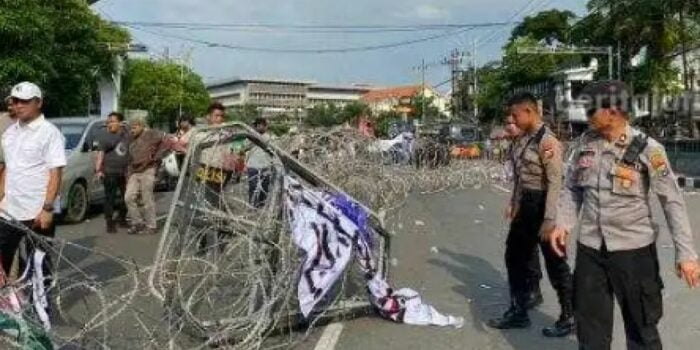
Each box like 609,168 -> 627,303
42,202 -> 54,213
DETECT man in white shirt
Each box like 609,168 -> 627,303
0,82 -> 66,302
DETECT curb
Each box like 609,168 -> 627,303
677,176 -> 700,190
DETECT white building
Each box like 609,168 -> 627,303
207,78 -> 372,118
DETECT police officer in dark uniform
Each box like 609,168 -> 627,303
488,93 -> 575,337
504,113 -> 544,310
549,81 -> 700,349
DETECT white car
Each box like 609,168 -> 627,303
53,117 -> 109,223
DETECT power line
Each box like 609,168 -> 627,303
124,24 -> 479,54
112,20 -> 516,31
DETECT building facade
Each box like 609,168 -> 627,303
360,85 -> 449,117
207,78 -> 371,118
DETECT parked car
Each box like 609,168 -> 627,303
53,117 -> 108,223
53,117 -> 176,222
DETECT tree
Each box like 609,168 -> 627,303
578,0 -> 700,93
229,103 -> 261,123
338,101 -> 371,124
408,94 -> 442,121
304,102 -> 370,127
511,9 -> 577,44
374,110 -> 403,138
305,103 -> 342,127
0,0 -> 130,116
121,59 -> 210,125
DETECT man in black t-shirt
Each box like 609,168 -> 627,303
95,112 -> 130,233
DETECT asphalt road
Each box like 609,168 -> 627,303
46,187 -> 700,349
299,187 -> 700,350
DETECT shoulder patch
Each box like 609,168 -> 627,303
649,148 -> 669,176
539,136 -> 559,160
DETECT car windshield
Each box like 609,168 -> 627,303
55,123 -> 88,150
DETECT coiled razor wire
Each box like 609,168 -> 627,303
0,122 -> 511,349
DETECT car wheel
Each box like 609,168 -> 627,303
64,182 -> 88,223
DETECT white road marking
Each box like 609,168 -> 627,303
491,184 -> 512,193
313,323 -> 344,350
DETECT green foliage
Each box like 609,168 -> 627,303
305,103 -> 342,127
304,101 -> 371,127
374,110 -> 403,138
121,59 -> 210,125
580,0 -> 699,92
340,101 -> 371,123
511,9 -> 576,44
473,62 -> 509,124
0,0 -> 130,116
268,123 -> 290,136
408,94 -> 443,121
228,104 -> 261,123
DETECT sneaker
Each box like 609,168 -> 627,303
128,225 -> 143,235
146,227 -> 159,235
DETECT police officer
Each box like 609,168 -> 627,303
489,93 -> 575,337
504,113 -> 544,310
548,81 -> 700,349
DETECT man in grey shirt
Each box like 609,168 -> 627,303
246,118 -> 273,208
547,81 -> 699,350
95,112 -> 129,233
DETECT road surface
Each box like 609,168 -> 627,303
46,187 -> 700,349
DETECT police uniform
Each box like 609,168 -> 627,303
558,125 -> 698,349
507,136 -> 544,308
490,122 -> 574,335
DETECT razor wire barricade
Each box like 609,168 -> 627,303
0,122 -> 509,349
148,122 -> 392,349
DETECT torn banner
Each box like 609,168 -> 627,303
284,177 -> 463,328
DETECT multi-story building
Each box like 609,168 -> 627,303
360,85 -> 449,116
207,78 -> 372,118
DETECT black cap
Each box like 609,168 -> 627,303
580,80 -> 632,114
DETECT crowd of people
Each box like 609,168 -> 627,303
0,79 -> 698,349
0,82 -> 274,323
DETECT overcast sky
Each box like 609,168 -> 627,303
95,0 -> 587,90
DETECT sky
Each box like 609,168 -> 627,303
94,0 -> 588,90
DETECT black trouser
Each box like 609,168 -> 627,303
527,246 -> 543,292
0,219 -> 55,293
575,243 -> 663,350
248,167 -> 272,208
103,173 -> 127,225
198,168 -> 231,252
506,189 -> 573,311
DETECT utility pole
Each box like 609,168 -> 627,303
472,38 -> 478,120
617,41 -> 623,81
442,49 -> 464,120
411,59 -> 429,122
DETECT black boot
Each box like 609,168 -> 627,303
542,310 -> 575,337
525,288 -> 544,310
106,221 -> 117,234
488,304 -> 530,329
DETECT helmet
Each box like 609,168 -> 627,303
163,152 -> 180,178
